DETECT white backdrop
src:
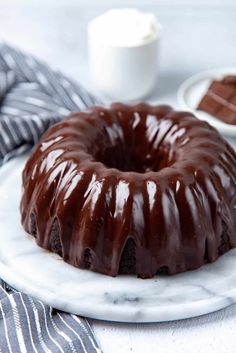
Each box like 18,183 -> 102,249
1,0 -> 236,5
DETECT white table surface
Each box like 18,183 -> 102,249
1,1 -> 236,352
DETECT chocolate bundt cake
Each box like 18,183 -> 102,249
20,103 -> 236,277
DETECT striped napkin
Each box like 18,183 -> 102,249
0,42 -> 102,353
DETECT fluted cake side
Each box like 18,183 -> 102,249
20,103 -> 236,277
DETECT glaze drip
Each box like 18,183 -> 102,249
20,103 -> 236,277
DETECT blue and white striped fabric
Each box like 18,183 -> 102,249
0,41 -> 101,165
0,42 -> 102,353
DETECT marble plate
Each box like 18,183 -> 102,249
1,155 -> 236,323
177,67 -> 236,136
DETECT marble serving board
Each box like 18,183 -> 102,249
1,154 -> 236,323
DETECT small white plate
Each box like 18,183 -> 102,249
1,155 -> 236,322
177,67 -> 236,136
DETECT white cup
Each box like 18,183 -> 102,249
88,9 -> 161,102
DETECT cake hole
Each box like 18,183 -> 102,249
94,141 -> 173,173
218,220 -> 230,255
30,212 -> 37,237
50,219 -> 62,256
84,248 -> 92,269
156,266 -> 169,275
91,118 -> 176,173
118,238 -> 136,274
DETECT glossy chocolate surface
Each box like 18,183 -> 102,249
20,103 -> 236,277
198,75 -> 236,124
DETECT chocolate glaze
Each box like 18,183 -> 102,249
20,103 -> 236,277
198,75 -> 236,124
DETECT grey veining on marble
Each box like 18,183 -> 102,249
1,154 -> 236,323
